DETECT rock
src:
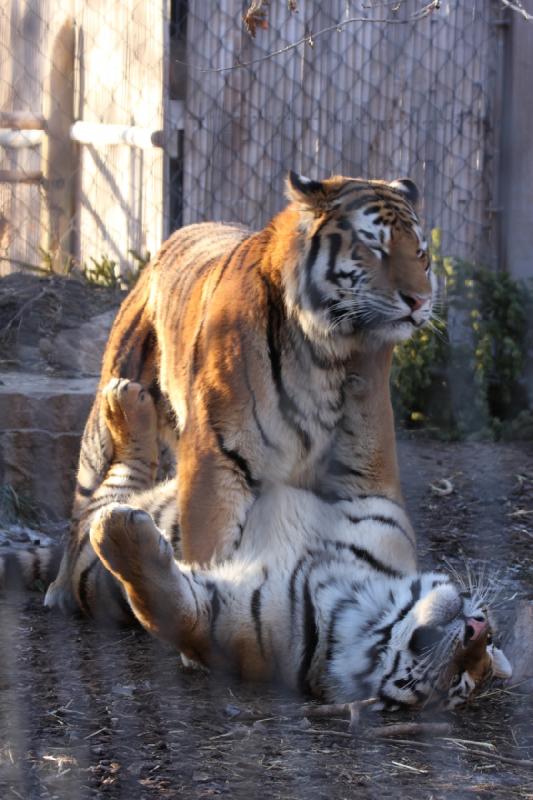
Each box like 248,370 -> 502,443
0,372 -> 97,519
40,309 -> 117,376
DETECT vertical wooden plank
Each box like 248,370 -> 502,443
0,0 -> 44,274
501,9 -> 533,280
42,15 -> 76,272
76,0 -> 165,275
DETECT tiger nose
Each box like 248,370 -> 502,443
399,291 -> 428,312
464,617 -> 488,644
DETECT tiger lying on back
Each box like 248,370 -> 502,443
46,172 -> 434,614
84,377 -> 512,708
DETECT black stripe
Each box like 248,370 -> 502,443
136,328 -> 156,381
325,597 -> 360,661
378,650 -> 401,696
78,558 -> 99,616
312,489 -> 350,504
210,586 -> 221,638
214,430 -> 259,490
328,541 -> 401,578
191,318 -> 205,378
288,555 -> 307,629
95,481 -> 146,491
84,496 -> 129,516
327,459 -> 365,479
261,275 -> 310,451
305,338 -> 347,370
170,521 -> 181,552
204,385 -> 259,490
210,241 -> 245,297
100,569 -> 132,620
349,543 -> 400,577
233,523 -> 245,551
325,233 -> 343,284
298,577 -> 319,693
360,578 -> 422,686
111,307 -> 144,373
346,513 -> 415,548
251,584 -> 266,659
241,344 -> 278,450
76,482 -> 93,498
304,234 -> 325,311
108,462 -> 154,479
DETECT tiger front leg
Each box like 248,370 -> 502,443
176,426 -> 259,565
90,504 -> 210,661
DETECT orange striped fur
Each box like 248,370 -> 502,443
45,173 -> 433,616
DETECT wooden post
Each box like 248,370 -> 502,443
499,13 -> 533,405
42,18 -> 76,273
0,111 -> 46,130
0,170 -> 43,184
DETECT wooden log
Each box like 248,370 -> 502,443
0,170 -> 43,184
0,111 -> 46,130
0,130 -> 45,148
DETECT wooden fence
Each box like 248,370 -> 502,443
183,0 -> 505,266
0,0 -> 167,276
0,0 -> 520,277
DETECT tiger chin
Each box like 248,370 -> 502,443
89,496 -> 512,710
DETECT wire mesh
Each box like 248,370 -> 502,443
0,0 -> 506,279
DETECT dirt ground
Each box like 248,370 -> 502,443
0,439 -> 532,800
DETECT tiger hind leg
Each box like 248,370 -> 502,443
90,504 -> 207,657
45,379 -> 165,619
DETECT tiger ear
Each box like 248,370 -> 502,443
286,171 -> 329,212
389,178 -> 419,208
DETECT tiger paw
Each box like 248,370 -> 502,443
90,503 -> 174,585
102,378 -> 158,464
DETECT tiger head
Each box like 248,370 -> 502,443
281,171 -> 434,349
377,576 -> 513,710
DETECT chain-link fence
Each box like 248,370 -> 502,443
0,1 -> 509,279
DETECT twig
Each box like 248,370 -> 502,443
390,738 -> 533,769
177,2 -> 441,74
226,701 -> 450,739
227,697 -> 378,722
370,722 -> 451,738
500,0 -> 533,21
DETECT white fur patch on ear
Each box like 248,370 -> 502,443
389,178 -> 419,207
286,171 -> 326,207
489,645 -> 513,679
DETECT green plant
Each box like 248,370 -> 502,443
392,229 -> 532,438
38,247 -> 76,276
82,255 -> 121,288
82,250 -> 150,290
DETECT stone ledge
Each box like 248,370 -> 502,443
0,372 -> 98,520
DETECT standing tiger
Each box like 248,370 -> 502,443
45,171 -> 434,615
83,377 -> 513,708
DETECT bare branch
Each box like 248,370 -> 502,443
179,1 -> 441,73
499,0 -> 533,21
